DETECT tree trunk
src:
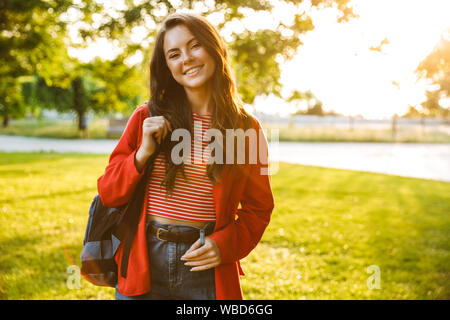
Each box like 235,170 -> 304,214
2,107 -> 9,128
72,77 -> 88,138
77,111 -> 88,139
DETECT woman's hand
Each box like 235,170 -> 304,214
140,115 -> 172,155
135,116 -> 172,172
181,237 -> 222,271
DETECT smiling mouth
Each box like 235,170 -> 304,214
184,65 -> 203,75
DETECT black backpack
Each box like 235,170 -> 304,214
80,105 -> 159,287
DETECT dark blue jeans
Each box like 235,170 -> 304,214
115,220 -> 216,300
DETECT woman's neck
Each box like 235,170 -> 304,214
185,85 -> 213,115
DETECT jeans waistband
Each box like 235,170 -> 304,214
146,220 -> 215,235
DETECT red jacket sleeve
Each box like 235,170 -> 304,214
97,106 -> 148,207
209,118 -> 275,264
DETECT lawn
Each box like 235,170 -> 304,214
0,152 -> 449,299
0,119 -> 110,139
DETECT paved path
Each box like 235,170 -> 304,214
1,135 -> 449,182
269,141 -> 450,182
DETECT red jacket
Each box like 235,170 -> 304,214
97,105 -> 274,299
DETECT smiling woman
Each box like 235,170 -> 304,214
96,11 -> 274,300
163,24 -> 217,105
164,25 -> 216,90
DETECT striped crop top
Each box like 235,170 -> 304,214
146,113 -> 216,222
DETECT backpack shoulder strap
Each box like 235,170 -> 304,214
119,100 -> 159,279
144,100 -> 152,117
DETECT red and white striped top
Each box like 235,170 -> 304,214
147,113 -> 216,222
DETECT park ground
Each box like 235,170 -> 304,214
0,152 -> 449,299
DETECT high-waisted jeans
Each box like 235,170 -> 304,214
115,220 -> 216,300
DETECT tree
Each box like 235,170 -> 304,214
421,90 -> 448,118
0,78 -> 22,127
77,0 -> 356,105
84,56 -> 147,117
401,105 -> 423,118
2,0 -> 356,128
0,0 -> 102,127
23,55 -> 145,136
287,89 -> 324,115
306,100 -> 324,116
416,29 -> 450,118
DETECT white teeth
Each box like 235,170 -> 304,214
186,66 -> 201,75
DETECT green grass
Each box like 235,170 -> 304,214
2,118 -> 450,142
0,152 -> 449,299
0,119 -> 110,139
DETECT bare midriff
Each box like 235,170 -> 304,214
147,214 -> 212,228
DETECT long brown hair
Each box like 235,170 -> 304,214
148,12 -> 251,194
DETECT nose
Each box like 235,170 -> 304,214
182,51 -> 194,65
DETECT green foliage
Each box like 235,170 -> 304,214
288,90 -> 327,115
421,90 -> 449,118
0,0 -> 104,126
34,76 -> 73,111
78,0 -> 350,105
416,29 -> 450,118
402,105 -> 424,119
0,154 -> 448,299
1,0 -> 358,127
310,0 -> 357,22
19,57 -> 146,130
306,100 -> 324,115
83,57 -> 147,116
0,78 -> 24,126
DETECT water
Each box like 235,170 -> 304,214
1,135 -> 449,182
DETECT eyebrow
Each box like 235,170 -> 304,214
166,37 -> 197,55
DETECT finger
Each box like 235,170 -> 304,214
149,126 -> 160,136
184,257 -> 218,267
143,121 -> 160,128
144,117 -> 161,125
151,123 -> 163,144
148,127 -> 162,144
190,262 -> 220,272
182,243 -> 209,260
144,125 -> 161,137
143,117 -> 164,127
181,240 -> 201,259
182,250 -> 215,262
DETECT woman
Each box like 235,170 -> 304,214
97,12 -> 274,300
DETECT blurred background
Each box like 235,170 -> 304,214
0,0 -> 449,300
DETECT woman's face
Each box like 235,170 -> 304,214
163,24 -> 216,92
